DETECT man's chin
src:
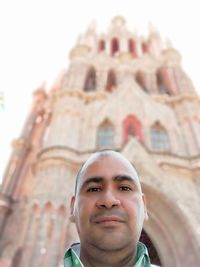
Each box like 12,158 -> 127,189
92,241 -> 127,252
89,234 -> 130,252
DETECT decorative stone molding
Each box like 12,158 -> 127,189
69,44 -> 91,60
152,94 -> 200,105
11,138 -> 30,150
51,88 -> 107,105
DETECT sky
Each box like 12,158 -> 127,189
0,0 -> 200,183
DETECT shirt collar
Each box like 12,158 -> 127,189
64,242 -> 152,267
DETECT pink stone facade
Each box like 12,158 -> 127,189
0,16 -> 200,267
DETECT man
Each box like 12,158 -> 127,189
64,150 -> 155,267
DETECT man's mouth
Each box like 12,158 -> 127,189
94,216 -> 124,225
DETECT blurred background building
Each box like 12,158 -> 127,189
0,16 -> 200,267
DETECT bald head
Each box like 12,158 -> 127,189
70,149 -> 148,261
74,150 -> 140,195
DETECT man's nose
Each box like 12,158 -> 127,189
96,190 -> 121,209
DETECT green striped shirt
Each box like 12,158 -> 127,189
64,242 -> 153,267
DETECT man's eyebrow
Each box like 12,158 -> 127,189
79,175 -> 138,190
81,176 -> 103,187
113,175 -> 138,185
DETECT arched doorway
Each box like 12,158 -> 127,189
141,183 -> 200,267
11,248 -> 23,267
140,230 -> 162,266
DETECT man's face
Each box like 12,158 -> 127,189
70,154 -> 147,252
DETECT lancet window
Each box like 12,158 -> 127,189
142,42 -> 149,54
157,71 -> 171,95
106,70 -> 117,92
135,71 -> 148,93
129,39 -> 137,57
150,122 -> 170,151
98,40 -> 105,52
11,248 -> 23,267
97,119 -> 114,148
111,37 -> 119,56
83,67 -> 97,92
123,115 -> 144,144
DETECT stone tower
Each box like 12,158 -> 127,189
0,16 -> 200,267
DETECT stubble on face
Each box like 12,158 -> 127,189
71,152 -> 146,254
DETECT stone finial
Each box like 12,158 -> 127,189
148,22 -> 159,35
85,20 -> 97,36
33,84 -> 47,102
32,84 -> 48,112
111,16 -> 126,27
162,46 -> 182,66
76,20 -> 97,49
51,70 -> 66,92
147,22 -> 163,56
165,38 -> 173,49
163,37 -> 182,63
33,82 -> 46,95
109,16 -> 128,37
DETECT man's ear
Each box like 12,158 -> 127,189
142,193 -> 149,220
69,196 -> 76,223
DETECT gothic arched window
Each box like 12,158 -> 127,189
106,70 -> 116,92
83,67 -> 96,92
135,71 -> 148,93
123,115 -> 144,144
44,202 -> 53,213
111,38 -> 119,56
157,70 -> 171,95
129,39 -> 137,57
11,248 -> 23,267
98,40 -> 105,52
142,42 -> 149,54
97,119 -> 114,148
150,122 -> 170,151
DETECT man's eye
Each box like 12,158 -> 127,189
119,186 -> 132,191
87,187 -> 101,192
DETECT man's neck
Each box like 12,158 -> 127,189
80,244 -> 137,267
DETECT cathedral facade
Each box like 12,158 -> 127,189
0,17 -> 200,267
